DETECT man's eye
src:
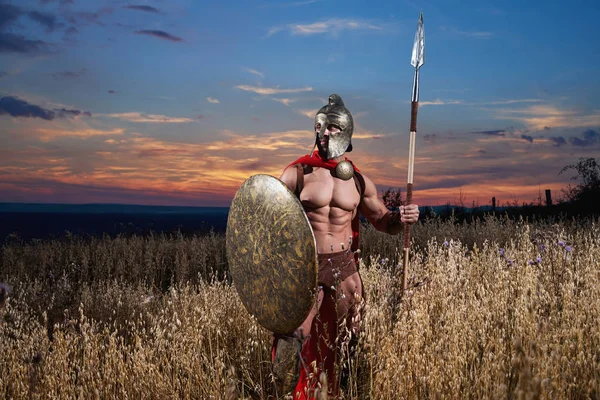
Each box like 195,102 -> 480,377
315,124 -> 321,130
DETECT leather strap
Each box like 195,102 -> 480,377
294,163 -> 364,205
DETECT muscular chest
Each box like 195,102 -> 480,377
299,168 -> 360,212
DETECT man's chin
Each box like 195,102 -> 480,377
317,148 -> 328,159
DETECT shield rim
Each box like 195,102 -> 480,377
226,174 -> 318,334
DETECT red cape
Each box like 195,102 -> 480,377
286,150 -> 360,173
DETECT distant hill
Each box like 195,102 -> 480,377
0,203 -> 229,215
0,203 -> 230,242
2,201 -> 583,243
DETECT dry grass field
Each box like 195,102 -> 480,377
1,214 -> 599,399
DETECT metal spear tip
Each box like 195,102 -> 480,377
411,11 -> 425,69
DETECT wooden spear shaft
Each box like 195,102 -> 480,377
402,12 -> 424,293
403,99 -> 418,292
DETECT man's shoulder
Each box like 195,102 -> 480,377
352,168 -> 370,183
354,172 -> 376,196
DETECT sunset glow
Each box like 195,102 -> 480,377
1,0 -> 599,207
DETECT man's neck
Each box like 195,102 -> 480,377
318,151 -> 345,163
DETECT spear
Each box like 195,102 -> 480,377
402,11 -> 424,294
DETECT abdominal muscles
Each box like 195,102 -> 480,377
300,171 -> 360,254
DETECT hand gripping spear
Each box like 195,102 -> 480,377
402,11 -> 425,294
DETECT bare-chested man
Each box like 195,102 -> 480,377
273,94 -> 419,399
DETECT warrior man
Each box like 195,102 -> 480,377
273,94 -> 420,398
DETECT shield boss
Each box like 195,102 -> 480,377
226,174 -> 318,334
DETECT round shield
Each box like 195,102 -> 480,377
226,174 -> 318,335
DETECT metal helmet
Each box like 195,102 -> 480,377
314,94 -> 354,159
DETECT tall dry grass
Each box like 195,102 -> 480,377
1,215 -> 599,398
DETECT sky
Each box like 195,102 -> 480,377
1,0 -> 599,208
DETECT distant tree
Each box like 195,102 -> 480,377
382,188 -> 402,211
535,186 -> 544,206
559,157 -> 600,205
455,188 -> 467,213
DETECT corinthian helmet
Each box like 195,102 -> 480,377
314,94 -> 354,159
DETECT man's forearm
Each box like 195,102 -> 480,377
385,211 -> 403,235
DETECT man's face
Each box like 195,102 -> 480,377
315,122 -> 341,158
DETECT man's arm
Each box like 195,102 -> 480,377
279,165 -> 298,192
359,174 -> 419,234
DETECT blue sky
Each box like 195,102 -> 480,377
1,0 -> 599,207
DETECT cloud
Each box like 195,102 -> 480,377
268,18 -> 383,37
494,105 -> 600,130
0,96 -> 91,120
569,129 -> 599,147
56,108 -> 92,118
295,109 -> 318,119
0,3 -> 22,30
243,67 -> 264,79
352,132 -> 384,140
0,4 -> 57,54
0,33 -> 50,54
34,127 -> 125,141
264,0 -> 324,7
51,68 -> 87,79
134,30 -> 183,42
549,136 -> 567,147
290,0 -> 323,5
423,134 -> 437,144
124,5 -> 160,13
441,26 -> 493,39
0,131 -> 282,206
206,97 -> 220,104
103,112 -> 194,123
151,96 -> 174,101
0,96 -> 54,120
521,134 -> 533,143
458,148 -> 491,159
471,129 -> 506,136
272,98 -> 297,106
204,130 -> 308,151
419,98 -> 541,107
27,11 -> 60,32
433,88 -> 471,94
0,71 -> 7,79
39,0 -> 74,4
486,99 -> 543,105
236,85 -> 313,95
419,99 -> 462,106
69,7 -> 114,27
284,0 -> 323,5
64,26 -> 78,35
63,25 -> 78,41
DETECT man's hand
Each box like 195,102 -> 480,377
400,204 -> 419,224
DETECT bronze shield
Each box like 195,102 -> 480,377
226,174 -> 318,334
